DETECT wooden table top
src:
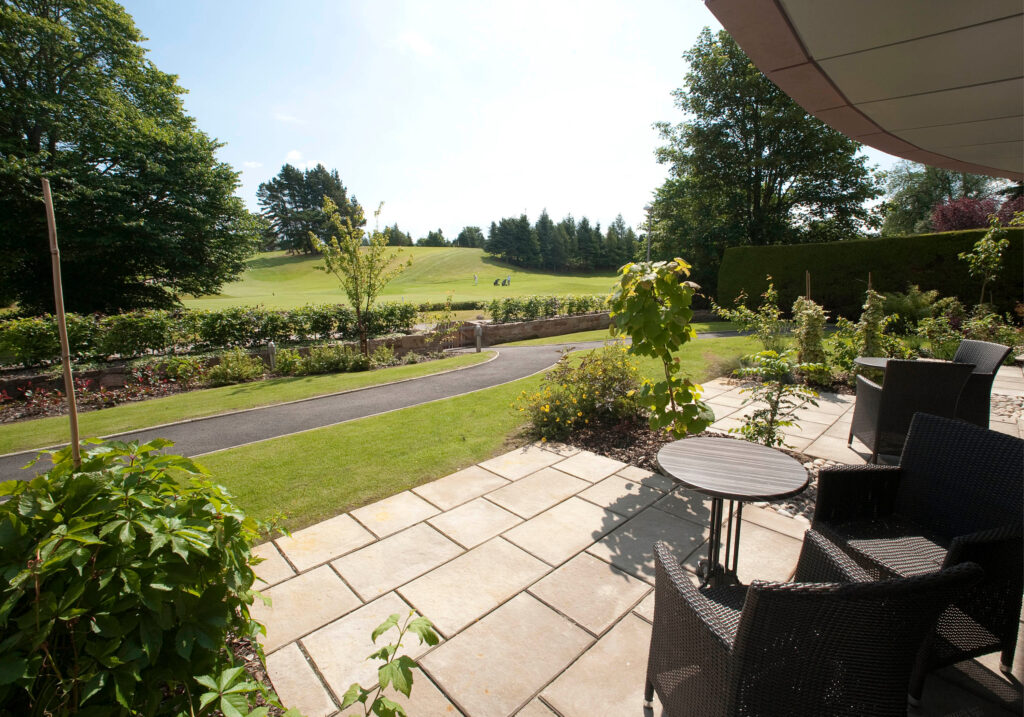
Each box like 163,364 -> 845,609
656,437 -> 808,501
853,356 -> 889,370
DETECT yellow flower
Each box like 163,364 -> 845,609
577,411 -> 582,416
541,437 -> 547,442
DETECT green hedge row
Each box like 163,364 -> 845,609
417,299 -> 484,312
0,303 -> 417,367
487,294 -> 607,324
716,229 -> 1023,319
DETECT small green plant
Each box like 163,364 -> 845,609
712,278 -> 788,352
423,293 -> 460,350
0,439 -> 286,715
609,259 -> 713,438
159,354 -> 204,384
958,213 -> 1013,306
515,345 -> 642,441
207,347 -> 266,386
370,344 -> 397,368
275,347 -> 304,375
340,611 -> 440,717
882,284 -> 939,334
730,350 -> 822,448
858,288 -> 888,358
792,296 -> 830,385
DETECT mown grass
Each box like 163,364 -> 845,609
184,248 -> 618,310
198,335 -> 764,530
496,322 -> 738,347
0,352 -> 493,456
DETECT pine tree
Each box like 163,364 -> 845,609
534,211 -> 556,268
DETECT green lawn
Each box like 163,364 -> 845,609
184,248 -> 618,310
497,322 -> 738,346
0,352 -> 493,455
198,335 -> 763,530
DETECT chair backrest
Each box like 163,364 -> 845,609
897,413 -> 1024,538
729,562 -> 983,716
952,339 -> 1011,376
874,360 -> 974,452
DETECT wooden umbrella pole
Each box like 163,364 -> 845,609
41,179 -> 81,468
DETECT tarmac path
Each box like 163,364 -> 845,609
0,332 -> 742,482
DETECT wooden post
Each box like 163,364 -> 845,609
805,270 -> 811,300
42,179 -> 81,468
868,272 -> 873,291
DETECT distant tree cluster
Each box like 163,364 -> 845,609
484,212 -> 638,271
879,161 -> 1019,235
257,164 -> 363,254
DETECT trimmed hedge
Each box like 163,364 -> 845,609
716,229 -> 1023,319
0,302 -> 417,367
417,299 -> 485,312
487,294 -> 607,324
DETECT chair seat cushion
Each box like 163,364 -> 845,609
816,519 -> 951,579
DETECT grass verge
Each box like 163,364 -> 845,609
198,335 -> 763,531
496,322 -> 738,347
0,352 -> 494,456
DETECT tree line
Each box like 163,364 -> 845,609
484,212 -> 638,271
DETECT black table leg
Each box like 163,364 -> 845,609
699,498 -> 743,588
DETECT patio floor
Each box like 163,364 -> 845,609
250,368 -> 1024,716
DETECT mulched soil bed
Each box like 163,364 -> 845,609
0,379 -> 195,423
564,417 -> 832,521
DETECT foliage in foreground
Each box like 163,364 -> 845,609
609,259 -> 713,438
515,345 -> 642,441
731,351 -> 821,448
0,440 -> 286,716
712,279 -> 789,353
341,612 -> 440,717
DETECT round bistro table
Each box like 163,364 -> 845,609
657,437 -> 809,587
853,356 -> 889,370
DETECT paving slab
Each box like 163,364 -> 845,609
632,591 -> 656,623
350,490 -> 440,538
741,504 -> 811,540
779,418 -> 831,440
302,592 -> 432,699
552,451 -> 627,482
332,523 -> 464,601
252,565 -> 362,653
538,441 -> 581,457
708,390 -> 747,407
578,474 -> 664,516
651,488 -> 714,526
541,613 -> 651,717
478,444 -> 564,480
485,467 -> 589,519
503,497 -> 625,566
412,465 -> 509,511
734,520 -> 803,584
803,435 -> 869,464
529,552 -> 651,635
616,465 -> 674,492
515,700 -> 558,716
252,542 -> 296,588
379,674 -> 464,716
274,513 -> 375,572
266,643 -> 337,717
398,537 -> 550,636
587,507 -> 709,583
428,497 -> 523,549
420,593 -> 593,717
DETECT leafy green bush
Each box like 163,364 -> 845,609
370,344 -> 398,368
275,347 -> 304,375
515,345 -> 642,441
487,295 -> 607,324
0,440 -> 284,715
0,315 -> 62,366
792,296 -> 829,384
99,310 -> 174,358
730,350 -> 821,448
882,284 -> 939,334
206,348 -> 266,386
712,279 -> 789,352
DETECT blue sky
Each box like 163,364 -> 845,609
121,0 -> 899,241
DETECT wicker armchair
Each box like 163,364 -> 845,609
952,339 -> 1011,427
815,413 -> 1023,702
847,358 -> 973,462
644,536 -> 983,716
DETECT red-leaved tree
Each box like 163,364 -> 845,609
931,197 -> 997,232
996,195 -> 1024,225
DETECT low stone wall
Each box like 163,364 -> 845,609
458,312 -> 613,347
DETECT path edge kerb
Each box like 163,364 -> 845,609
0,350 -> 500,460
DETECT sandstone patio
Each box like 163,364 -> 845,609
250,369 -> 1023,716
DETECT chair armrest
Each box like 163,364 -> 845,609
793,529 -> 874,583
653,541 -> 736,648
946,524 -> 1023,571
813,465 -> 902,524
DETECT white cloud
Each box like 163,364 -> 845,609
396,30 -> 435,58
285,149 -> 303,163
283,150 -> 322,171
242,161 -> 262,169
273,111 -> 305,124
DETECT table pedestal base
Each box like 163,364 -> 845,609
699,497 -> 743,588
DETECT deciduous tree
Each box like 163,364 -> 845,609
880,161 -> 1000,235
0,0 -> 261,313
651,28 -> 880,295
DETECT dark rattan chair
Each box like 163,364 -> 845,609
952,339 -> 1012,428
848,358 -> 973,462
815,413 -> 1023,703
644,536 -> 983,716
